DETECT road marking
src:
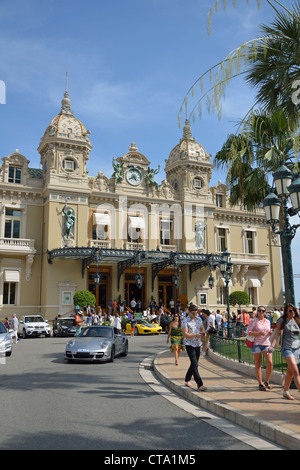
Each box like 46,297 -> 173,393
139,356 -> 284,451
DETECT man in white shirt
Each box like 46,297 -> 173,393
201,310 -> 215,356
182,304 -> 207,391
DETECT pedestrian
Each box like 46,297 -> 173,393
86,311 -> 93,326
112,299 -> 117,315
10,314 -> 19,343
4,317 -> 10,331
270,303 -> 300,400
114,313 -> 121,331
182,304 -> 207,391
166,313 -> 185,366
130,298 -> 136,313
130,314 -> 137,337
201,310 -> 216,356
75,310 -> 83,335
247,306 -> 273,391
215,309 -> 223,330
242,309 -> 250,334
93,311 -> 99,325
271,307 -> 281,329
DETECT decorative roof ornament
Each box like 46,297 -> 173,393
60,72 -> 73,116
182,119 -> 192,140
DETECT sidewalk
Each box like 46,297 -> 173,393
153,349 -> 300,450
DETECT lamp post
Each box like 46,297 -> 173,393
219,249 -> 234,338
263,164 -> 300,305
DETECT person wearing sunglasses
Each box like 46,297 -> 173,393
271,303 -> 300,400
247,306 -> 273,391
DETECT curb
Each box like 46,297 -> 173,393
153,351 -> 300,450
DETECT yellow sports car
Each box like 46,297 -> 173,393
125,319 -> 162,335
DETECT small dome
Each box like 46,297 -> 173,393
166,119 -> 209,166
43,90 -> 88,140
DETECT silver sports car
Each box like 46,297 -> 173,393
64,326 -> 128,362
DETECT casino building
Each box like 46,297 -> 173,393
0,89 -> 283,320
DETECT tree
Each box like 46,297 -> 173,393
73,290 -> 96,309
178,1 -> 299,130
214,109 -> 298,302
229,291 -> 250,307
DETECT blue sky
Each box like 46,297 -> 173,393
0,0 -> 299,305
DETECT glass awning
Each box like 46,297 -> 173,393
47,247 -> 223,290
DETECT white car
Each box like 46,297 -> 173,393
0,321 -> 12,356
19,315 -> 51,338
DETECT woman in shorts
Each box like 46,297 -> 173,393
271,303 -> 300,400
247,306 -> 273,391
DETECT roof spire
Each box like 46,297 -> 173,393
183,119 -> 192,140
60,72 -> 73,115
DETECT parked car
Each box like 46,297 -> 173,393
0,321 -> 12,356
64,326 -> 128,363
18,315 -> 51,338
53,317 -> 76,337
124,319 -> 162,335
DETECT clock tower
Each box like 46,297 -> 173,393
164,119 -> 212,201
38,85 -> 92,190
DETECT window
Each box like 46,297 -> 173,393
3,282 -> 16,304
193,177 -> 203,190
248,287 -> 256,305
217,228 -> 226,252
128,216 -> 144,243
63,158 -> 76,172
4,209 -> 21,238
93,213 -> 111,241
216,194 -> 223,207
245,230 -> 255,254
160,219 -> 172,245
8,166 -> 21,184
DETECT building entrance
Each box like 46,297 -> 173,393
88,268 -> 111,312
158,272 -> 175,311
124,269 -> 146,312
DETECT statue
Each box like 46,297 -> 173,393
112,158 -> 124,184
195,219 -> 207,250
146,165 -> 160,190
63,204 -> 76,239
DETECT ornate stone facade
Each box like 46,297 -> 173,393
0,92 -> 283,319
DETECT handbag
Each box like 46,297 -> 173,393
245,318 -> 257,348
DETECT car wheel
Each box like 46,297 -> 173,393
121,342 -> 128,357
134,328 -> 138,336
109,346 -> 115,363
6,351 -> 12,357
23,329 -> 27,338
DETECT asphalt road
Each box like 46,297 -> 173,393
0,333 -> 255,451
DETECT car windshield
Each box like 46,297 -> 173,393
25,316 -> 45,323
137,320 -> 153,327
0,322 -> 6,334
60,319 -> 75,327
79,327 -> 113,338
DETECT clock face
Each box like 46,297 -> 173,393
126,167 -> 143,186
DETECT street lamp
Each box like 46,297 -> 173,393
219,249 -> 234,337
263,163 -> 300,305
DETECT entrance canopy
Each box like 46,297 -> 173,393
47,247 -> 223,290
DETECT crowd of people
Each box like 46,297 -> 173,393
4,299 -> 300,400
165,302 -> 300,400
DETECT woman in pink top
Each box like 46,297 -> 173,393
247,306 -> 273,391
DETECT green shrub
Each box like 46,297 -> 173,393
229,291 -> 250,307
73,290 -> 96,309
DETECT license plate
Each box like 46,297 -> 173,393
78,348 -> 89,352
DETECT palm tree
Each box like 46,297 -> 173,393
179,1 -> 300,131
214,109 -> 298,302
246,2 -> 300,128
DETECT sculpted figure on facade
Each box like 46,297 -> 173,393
63,204 -> 76,239
111,158 -> 124,184
195,219 -> 207,250
145,165 -> 160,190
